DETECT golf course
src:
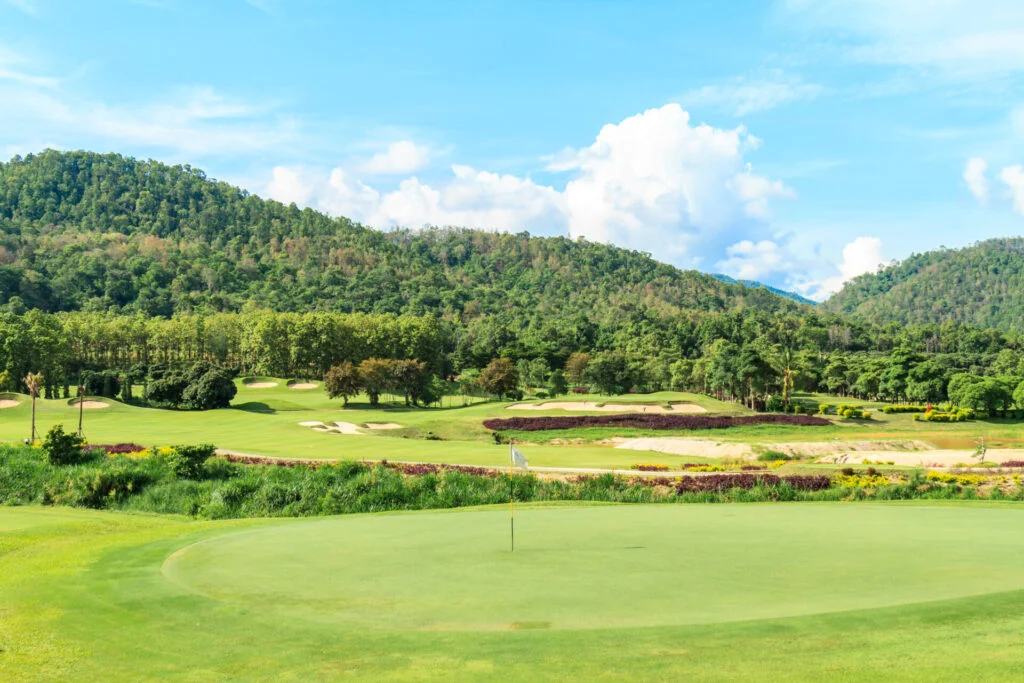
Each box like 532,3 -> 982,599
5,502 -> 1024,680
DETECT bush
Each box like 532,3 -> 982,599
167,444 -> 217,479
42,424 -> 89,465
630,463 -> 670,471
757,450 -> 793,461
818,404 -> 831,415
882,404 -> 928,414
765,396 -> 784,412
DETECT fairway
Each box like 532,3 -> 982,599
163,504 -> 1024,631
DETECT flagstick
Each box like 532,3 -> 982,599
509,440 -> 515,553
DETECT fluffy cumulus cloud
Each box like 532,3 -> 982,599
266,103 -> 793,269
962,157 -> 1024,215
963,157 -> 989,204
715,240 -> 788,279
999,165 -> 1024,215
359,140 -> 431,174
270,163 -> 567,235
800,236 -> 884,300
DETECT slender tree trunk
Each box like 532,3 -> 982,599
30,396 -> 36,442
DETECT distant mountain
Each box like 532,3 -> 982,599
823,238 -> 1024,331
711,274 -> 816,306
0,150 -> 804,325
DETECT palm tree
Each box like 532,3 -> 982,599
24,372 -> 43,443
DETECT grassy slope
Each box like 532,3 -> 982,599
5,503 -> 1024,680
0,382 -> 1020,469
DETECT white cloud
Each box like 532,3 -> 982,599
558,103 -> 793,264
716,240 -> 788,280
678,73 -> 823,116
963,157 -> 989,204
0,78 -> 300,157
359,140 -> 431,175
782,0 -> 1024,78
268,163 -> 566,235
801,236 -> 884,300
0,47 -> 57,87
266,103 -> 791,267
999,164 -> 1024,215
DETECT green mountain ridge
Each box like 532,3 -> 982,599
823,238 -> 1024,332
0,150 -> 805,324
710,274 -> 816,306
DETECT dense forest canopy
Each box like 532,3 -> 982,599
824,238 -> 1024,332
0,150 -> 803,324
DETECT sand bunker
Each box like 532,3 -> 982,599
70,400 -> 110,409
821,449 -> 1024,468
298,420 -> 363,435
288,382 -> 318,390
365,422 -> 403,430
0,399 -> 19,408
244,381 -> 278,389
615,438 -> 935,461
508,401 -> 706,414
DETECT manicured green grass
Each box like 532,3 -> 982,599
6,502 -> 1024,680
0,381 -> 1021,470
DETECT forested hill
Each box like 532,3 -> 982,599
0,150 -> 802,324
823,238 -> 1024,332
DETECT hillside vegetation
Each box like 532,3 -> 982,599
0,150 -> 801,324
825,238 -> 1024,331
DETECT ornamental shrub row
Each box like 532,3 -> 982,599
882,404 -> 929,414
483,413 -> 831,432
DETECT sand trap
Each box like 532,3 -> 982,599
70,400 -> 110,409
244,381 -> 278,389
298,420 -> 363,435
508,401 -> 706,414
615,438 -> 935,461
0,399 -> 19,408
366,422 -> 403,430
289,382 -> 318,390
821,449 -> 1024,468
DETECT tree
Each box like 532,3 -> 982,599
24,371 -> 42,442
586,352 -> 632,395
324,362 -> 362,406
565,352 -> 590,386
358,358 -> 395,406
478,358 -> 520,399
548,369 -> 567,397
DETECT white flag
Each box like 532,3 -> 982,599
511,445 -> 528,471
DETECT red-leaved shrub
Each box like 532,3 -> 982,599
483,413 -> 830,432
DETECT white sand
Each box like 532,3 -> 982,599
821,449 -> 1024,467
71,400 -> 110,409
298,420 -> 363,435
615,438 -> 935,461
244,381 -> 278,388
332,421 -> 363,435
366,422 -> 403,430
507,401 -> 706,414
288,382 -> 318,390
0,399 -> 19,408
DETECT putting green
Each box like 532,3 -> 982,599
162,504 -> 1024,631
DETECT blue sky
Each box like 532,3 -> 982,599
2,0 -> 1024,299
